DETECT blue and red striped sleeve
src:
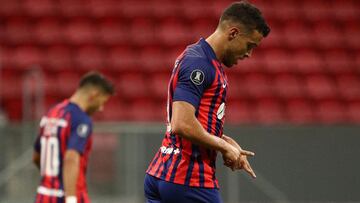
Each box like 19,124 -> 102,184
67,112 -> 92,154
173,57 -> 215,109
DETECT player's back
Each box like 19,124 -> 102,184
35,99 -> 93,202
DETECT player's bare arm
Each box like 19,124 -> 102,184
32,151 -> 40,170
171,101 -> 240,164
63,149 -> 80,198
222,135 -> 256,178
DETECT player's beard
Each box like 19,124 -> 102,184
222,49 -> 237,68
86,105 -> 99,115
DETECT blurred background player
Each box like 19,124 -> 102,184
32,72 -> 114,203
145,1 -> 270,203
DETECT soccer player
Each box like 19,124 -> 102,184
33,72 -> 114,203
145,1 -> 270,202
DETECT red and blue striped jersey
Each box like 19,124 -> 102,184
146,38 -> 228,188
34,99 -> 92,202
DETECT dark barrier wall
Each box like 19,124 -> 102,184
218,126 -> 360,202
1,124 -> 359,203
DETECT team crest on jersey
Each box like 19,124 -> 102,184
77,124 -> 89,137
190,69 -> 204,85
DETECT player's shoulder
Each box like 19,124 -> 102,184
182,44 -> 213,69
66,103 -> 92,126
180,51 -> 215,80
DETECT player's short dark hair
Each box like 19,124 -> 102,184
79,71 -> 115,95
220,1 -> 270,37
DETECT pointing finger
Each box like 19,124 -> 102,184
240,149 -> 255,156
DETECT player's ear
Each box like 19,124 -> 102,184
88,88 -> 100,100
228,27 -> 239,41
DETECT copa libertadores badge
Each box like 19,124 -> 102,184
77,124 -> 89,137
190,69 -> 204,85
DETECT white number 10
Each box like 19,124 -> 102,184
40,137 -> 60,177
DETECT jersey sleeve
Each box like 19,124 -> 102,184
67,113 -> 92,154
173,57 -> 215,109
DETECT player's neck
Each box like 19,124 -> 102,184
206,31 -> 225,62
69,92 -> 88,113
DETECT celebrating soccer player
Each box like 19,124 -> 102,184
145,1 -> 270,202
33,72 -> 114,203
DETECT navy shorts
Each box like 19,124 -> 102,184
144,174 -> 223,203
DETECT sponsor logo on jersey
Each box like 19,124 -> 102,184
217,102 -> 226,120
160,146 -> 180,155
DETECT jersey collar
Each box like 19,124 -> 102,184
199,38 -> 219,63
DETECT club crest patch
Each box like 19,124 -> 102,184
190,69 -> 205,85
77,124 -> 89,138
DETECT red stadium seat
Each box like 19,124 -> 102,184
129,18 -> 156,46
55,72 -> 81,96
254,98 -> 285,124
116,74 -> 148,100
241,73 -> 273,99
43,74 -> 59,97
233,52 -> 265,73
336,74 -> 360,101
0,47 -> 13,68
225,74 -> 245,100
314,100 -> 347,124
98,19 -> 129,45
64,18 -> 97,45
347,101 -> 360,123
108,46 -> 138,71
58,0 -> 88,17
4,17 -> 33,44
128,100 -> 165,121
190,18 -> 217,40
211,0 -> 234,17
304,74 -> 337,100
0,0 -> 21,16
273,74 -> 305,99
10,46 -> 44,69
88,0 -> 119,18
3,98 -> 22,120
158,18 -> 191,46
45,45 -> 73,70
343,20 -> 360,50
148,73 -> 170,100
0,74 -> 22,99
73,46 -> 105,70
286,99 -> 315,124
260,24 -> 282,49
322,50 -> 355,74
120,0 -> 152,18
269,1 -> 302,21
283,20 -> 314,48
151,0 -> 179,18
331,0 -> 359,20
263,49 -> 293,73
23,0 -> 56,17
313,21 -> 343,49
292,50 -> 324,74
139,46 -> 167,72
99,98 -> 128,121
226,100 -> 254,124
301,0 -> 332,21
180,0 -> 213,20
355,50 -> 360,70
34,18 -> 63,45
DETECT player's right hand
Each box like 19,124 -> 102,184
221,144 -> 240,170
